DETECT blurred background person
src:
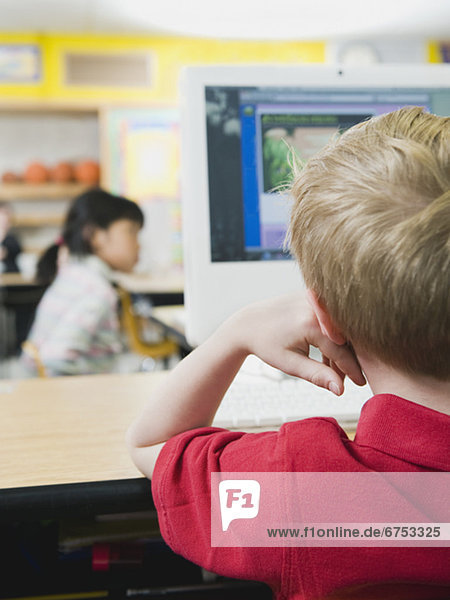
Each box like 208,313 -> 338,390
0,201 -> 22,274
23,188 -> 143,376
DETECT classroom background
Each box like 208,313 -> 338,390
0,0 -> 449,375
0,2 -> 449,599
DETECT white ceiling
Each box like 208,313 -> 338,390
0,0 -> 449,40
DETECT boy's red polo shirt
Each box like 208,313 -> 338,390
152,394 -> 450,599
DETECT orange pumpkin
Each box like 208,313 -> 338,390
74,160 -> 100,185
24,162 -> 49,184
50,161 -> 74,183
2,171 -> 21,183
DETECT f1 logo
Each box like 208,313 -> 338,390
218,480 -> 260,531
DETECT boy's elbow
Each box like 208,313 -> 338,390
125,422 -> 140,458
125,425 -> 147,476
125,424 -> 165,480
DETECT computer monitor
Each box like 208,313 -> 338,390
180,64 -> 450,346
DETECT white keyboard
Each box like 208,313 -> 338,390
212,357 -> 369,429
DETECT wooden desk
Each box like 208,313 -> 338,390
0,272 -> 38,287
113,270 -> 184,309
0,372 -> 271,598
0,369 -> 356,521
112,271 -> 184,295
0,371 -> 166,519
1,372 -> 165,489
151,305 -> 185,335
0,271 -> 185,294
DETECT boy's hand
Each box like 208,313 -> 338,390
226,293 -> 366,395
127,291 -> 367,478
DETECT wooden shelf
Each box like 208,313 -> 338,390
0,100 -> 100,113
0,182 -> 90,201
13,214 -> 64,227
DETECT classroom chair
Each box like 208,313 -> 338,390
117,286 -> 179,367
21,340 -> 47,378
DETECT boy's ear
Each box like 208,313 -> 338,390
306,289 -> 346,345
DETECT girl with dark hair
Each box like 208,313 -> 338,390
24,188 -> 144,376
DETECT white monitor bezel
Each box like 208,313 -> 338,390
180,64 -> 450,346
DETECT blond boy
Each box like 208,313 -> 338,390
127,107 -> 450,599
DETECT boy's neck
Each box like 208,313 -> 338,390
356,352 -> 450,416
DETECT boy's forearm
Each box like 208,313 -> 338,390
127,314 -> 248,449
127,292 -> 367,472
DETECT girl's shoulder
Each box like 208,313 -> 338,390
56,256 -> 117,300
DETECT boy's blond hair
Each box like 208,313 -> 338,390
289,106 -> 449,380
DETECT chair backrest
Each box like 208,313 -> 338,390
22,340 -> 47,378
117,286 -> 179,360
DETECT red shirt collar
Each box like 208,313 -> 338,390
354,394 -> 450,471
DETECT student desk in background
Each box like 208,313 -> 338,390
0,270 -> 184,294
0,270 -> 184,295
113,270 -> 184,306
0,273 -> 37,287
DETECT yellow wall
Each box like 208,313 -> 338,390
427,40 -> 449,63
0,33 -> 325,103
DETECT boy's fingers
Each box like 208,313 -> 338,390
322,354 -> 356,388
279,351 -> 345,395
330,360 -> 345,381
315,338 -> 366,387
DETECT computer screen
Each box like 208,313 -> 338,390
181,64 -> 450,346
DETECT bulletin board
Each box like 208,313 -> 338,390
102,106 -> 182,268
102,107 -> 180,199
